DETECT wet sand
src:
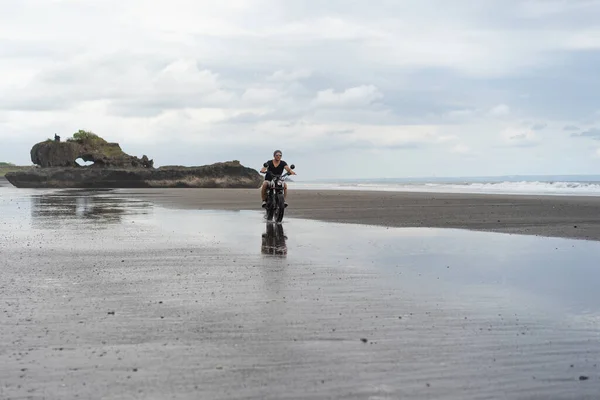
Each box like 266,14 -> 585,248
2,189 -> 600,399
118,187 -> 600,241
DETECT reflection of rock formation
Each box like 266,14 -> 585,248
261,223 -> 288,256
29,190 -> 152,228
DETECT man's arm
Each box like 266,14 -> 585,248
260,161 -> 269,173
284,165 -> 296,175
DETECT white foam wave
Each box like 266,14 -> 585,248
290,181 -> 600,196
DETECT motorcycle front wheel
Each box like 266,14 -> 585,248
274,193 -> 285,223
265,193 -> 274,221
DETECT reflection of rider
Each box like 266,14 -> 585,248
261,223 -> 288,255
260,150 -> 296,208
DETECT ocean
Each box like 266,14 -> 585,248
290,175 -> 600,196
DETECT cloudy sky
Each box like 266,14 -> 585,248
2,0 -> 600,179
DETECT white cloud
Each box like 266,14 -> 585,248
312,86 -> 383,108
563,29 -> 600,50
444,109 -> 476,120
489,104 -> 511,117
241,88 -> 284,105
451,144 -> 471,154
266,70 -> 313,82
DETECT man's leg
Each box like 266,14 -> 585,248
261,181 -> 268,201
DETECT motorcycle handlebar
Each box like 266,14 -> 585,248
262,172 -> 293,177
260,171 -> 296,177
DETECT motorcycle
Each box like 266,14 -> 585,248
261,163 -> 295,223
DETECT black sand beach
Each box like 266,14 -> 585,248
6,177 -> 600,241
119,187 -> 600,241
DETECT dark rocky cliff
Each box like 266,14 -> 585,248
6,161 -> 262,188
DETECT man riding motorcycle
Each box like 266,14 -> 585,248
260,150 -> 296,208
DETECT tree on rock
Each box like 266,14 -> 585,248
68,130 -> 108,145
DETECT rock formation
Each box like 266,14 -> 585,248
30,131 -> 154,168
5,131 -> 262,189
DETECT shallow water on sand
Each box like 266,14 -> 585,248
2,187 -> 600,399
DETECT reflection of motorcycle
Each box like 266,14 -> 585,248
261,223 -> 288,256
260,163 -> 295,223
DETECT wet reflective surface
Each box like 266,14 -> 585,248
30,189 -> 152,228
261,223 -> 288,256
1,186 -> 600,399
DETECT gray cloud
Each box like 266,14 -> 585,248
563,125 -> 580,131
499,128 -> 542,148
531,123 -> 547,130
571,128 -> 600,139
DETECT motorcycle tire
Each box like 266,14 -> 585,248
275,193 -> 285,223
265,195 -> 274,221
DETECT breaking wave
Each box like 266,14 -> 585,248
291,180 -> 600,196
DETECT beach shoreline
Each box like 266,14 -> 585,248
117,187 -> 600,241
3,176 -> 600,241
